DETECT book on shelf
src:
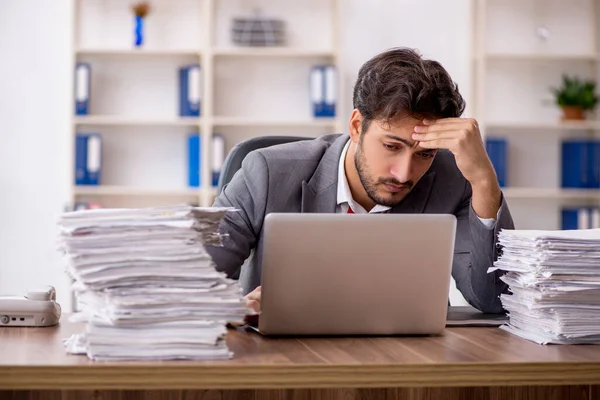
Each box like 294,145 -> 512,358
75,133 -> 102,186
561,140 -> 600,188
485,138 -> 507,187
179,64 -> 201,117
187,133 -> 226,188
309,65 -> 336,118
74,62 -> 91,116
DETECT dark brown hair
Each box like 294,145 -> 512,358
352,47 -> 466,133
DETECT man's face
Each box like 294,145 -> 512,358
355,116 -> 437,207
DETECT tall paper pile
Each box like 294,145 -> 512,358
491,228 -> 600,344
59,205 -> 248,360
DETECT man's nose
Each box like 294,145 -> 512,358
390,154 -> 414,183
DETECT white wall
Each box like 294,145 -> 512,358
0,1 -> 73,306
0,0 -> 472,308
340,0 -> 473,122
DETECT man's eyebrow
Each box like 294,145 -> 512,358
384,135 -> 436,153
384,134 -> 416,147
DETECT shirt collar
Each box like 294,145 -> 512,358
337,139 -> 391,214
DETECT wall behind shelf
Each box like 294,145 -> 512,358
214,57 -> 335,120
80,55 -> 201,118
77,0 -> 204,50
0,0 -> 473,308
214,0 -> 334,50
485,0 -> 594,56
89,127 -> 196,189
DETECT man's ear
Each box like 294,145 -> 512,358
348,109 -> 363,143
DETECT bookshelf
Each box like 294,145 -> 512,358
69,0 -> 343,211
472,0 -> 600,229
74,116 -> 202,127
503,187 -> 600,200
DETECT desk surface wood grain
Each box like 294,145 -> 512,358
2,319 -> 600,390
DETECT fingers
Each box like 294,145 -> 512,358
246,286 -> 261,301
412,129 -> 458,142
417,118 -> 478,133
244,286 -> 262,313
422,117 -> 478,127
246,299 -> 260,313
417,139 -> 456,150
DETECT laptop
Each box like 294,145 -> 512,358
257,213 -> 457,336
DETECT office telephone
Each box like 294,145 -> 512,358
0,285 -> 61,327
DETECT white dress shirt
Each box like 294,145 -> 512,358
335,139 -> 496,227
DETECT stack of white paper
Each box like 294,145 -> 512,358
58,205 -> 248,360
490,228 -> 600,344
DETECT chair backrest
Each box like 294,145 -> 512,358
216,136 -> 312,196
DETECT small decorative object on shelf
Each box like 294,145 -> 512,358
536,26 -> 551,42
131,1 -> 151,47
551,74 -> 598,120
231,8 -> 285,47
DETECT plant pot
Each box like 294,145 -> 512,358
561,106 -> 585,120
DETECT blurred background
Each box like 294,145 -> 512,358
0,0 -> 597,310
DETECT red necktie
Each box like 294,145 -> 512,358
347,207 -> 354,214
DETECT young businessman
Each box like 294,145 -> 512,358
206,47 -> 514,314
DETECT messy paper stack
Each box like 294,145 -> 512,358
491,228 -> 600,344
59,205 -> 248,360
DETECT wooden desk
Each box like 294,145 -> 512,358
1,319 -> 600,400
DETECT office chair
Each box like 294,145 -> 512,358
216,135 -> 312,196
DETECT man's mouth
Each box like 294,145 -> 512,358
382,183 -> 411,193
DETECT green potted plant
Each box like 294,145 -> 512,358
551,74 -> 598,120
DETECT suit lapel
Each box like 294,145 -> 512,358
390,171 -> 436,214
301,134 -> 349,213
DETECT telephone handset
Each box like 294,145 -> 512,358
0,285 -> 62,327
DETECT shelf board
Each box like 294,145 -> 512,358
503,187 -> 600,200
212,117 -> 339,128
485,121 -> 599,131
74,116 -> 202,127
73,186 -> 203,197
479,53 -> 597,62
213,48 -> 335,58
76,48 -> 200,58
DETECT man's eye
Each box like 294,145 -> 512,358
418,152 -> 435,159
383,143 -> 397,151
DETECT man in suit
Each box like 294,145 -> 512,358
206,47 -> 514,314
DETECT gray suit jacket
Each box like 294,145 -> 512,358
207,134 -> 514,313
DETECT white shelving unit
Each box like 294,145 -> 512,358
74,116 -> 202,127
503,187 -> 600,200
73,185 -> 203,197
69,0 -> 343,210
472,0 -> 600,229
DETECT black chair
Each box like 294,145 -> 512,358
216,135 -> 312,196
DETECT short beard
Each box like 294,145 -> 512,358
354,136 -> 413,207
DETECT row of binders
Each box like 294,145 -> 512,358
485,138 -> 600,189
561,140 -> 600,188
188,133 -> 225,187
75,133 -> 225,188
562,207 -> 600,230
75,62 -> 337,118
